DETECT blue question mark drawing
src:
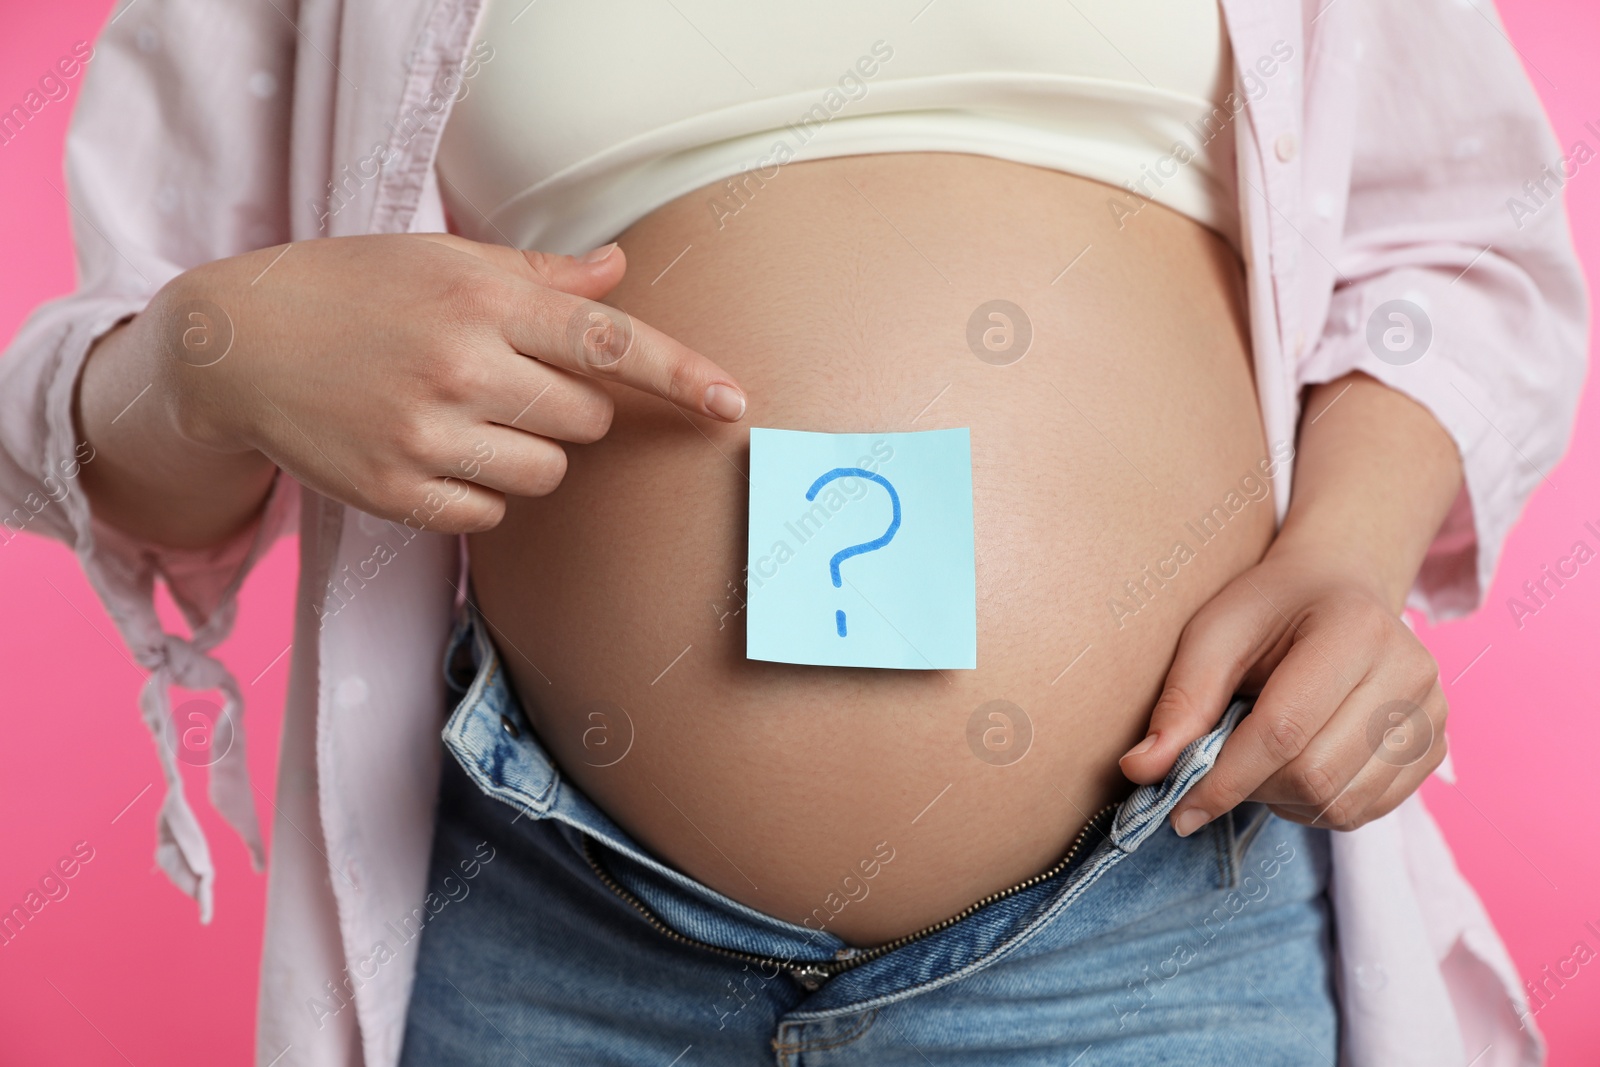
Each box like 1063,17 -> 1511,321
804,468 -> 902,637
745,427 -> 974,670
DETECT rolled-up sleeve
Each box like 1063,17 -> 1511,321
0,0 -> 302,919
1297,0 -> 1590,623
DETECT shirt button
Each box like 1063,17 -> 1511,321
501,714 -> 521,739
1275,132 -> 1299,163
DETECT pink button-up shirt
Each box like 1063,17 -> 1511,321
0,1 -> 1587,1064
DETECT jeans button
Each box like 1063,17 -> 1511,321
501,714 -> 521,739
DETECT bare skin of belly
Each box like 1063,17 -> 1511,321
468,152 -> 1275,945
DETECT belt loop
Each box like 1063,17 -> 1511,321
443,600 -> 480,695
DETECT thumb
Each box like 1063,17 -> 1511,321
419,233 -> 628,301
1118,580 -> 1284,784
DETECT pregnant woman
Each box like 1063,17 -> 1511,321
2,0 -> 1586,1064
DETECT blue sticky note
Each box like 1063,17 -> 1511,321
746,427 -> 976,670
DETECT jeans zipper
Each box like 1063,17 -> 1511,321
580,802 -> 1120,991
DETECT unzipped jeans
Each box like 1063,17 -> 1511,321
399,605 -> 1337,1065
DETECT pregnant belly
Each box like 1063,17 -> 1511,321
467,152 -> 1277,944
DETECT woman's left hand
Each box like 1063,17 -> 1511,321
1117,539 -> 1449,835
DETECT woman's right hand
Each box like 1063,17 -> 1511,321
120,233 -> 747,538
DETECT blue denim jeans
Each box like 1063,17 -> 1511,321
399,607 -> 1337,1065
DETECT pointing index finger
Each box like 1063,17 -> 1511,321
512,289 -> 747,422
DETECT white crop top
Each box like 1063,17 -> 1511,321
437,0 -> 1238,256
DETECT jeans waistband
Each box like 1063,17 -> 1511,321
438,601 -> 1262,1016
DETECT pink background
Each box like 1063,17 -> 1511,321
1,1 -> 1596,1063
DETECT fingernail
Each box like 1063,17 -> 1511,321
579,242 -> 619,264
703,383 -> 746,421
1121,732 -> 1159,761
1172,809 -> 1212,838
